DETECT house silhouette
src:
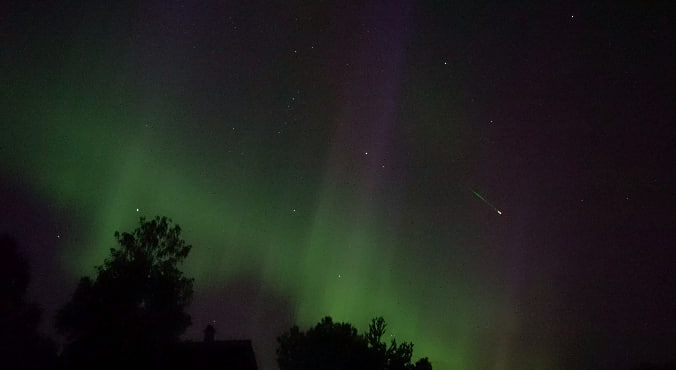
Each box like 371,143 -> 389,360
160,325 -> 258,370
57,325 -> 258,370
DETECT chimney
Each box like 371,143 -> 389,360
204,324 -> 215,343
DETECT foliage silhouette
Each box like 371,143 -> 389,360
277,316 -> 432,370
0,234 -> 56,370
55,216 -> 194,369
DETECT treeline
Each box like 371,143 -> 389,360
6,216 -> 672,369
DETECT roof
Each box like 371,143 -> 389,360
160,340 -> 259,370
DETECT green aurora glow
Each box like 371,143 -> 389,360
3,82 -> 493,369
0,3 -> 586,369
2,45 -> 505,370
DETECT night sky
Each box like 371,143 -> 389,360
1,1 -> 675,369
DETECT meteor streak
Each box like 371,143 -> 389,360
471,189 -> 503,215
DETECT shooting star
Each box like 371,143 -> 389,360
471,189 -> 503,215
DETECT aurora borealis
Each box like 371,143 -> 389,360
2,1 -> 675,369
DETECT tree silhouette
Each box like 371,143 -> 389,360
55,216 -> 194,369
277,316 -> 432,370
0,234 -> 56,370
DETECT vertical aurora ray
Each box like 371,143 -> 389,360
288,2 -> 476,368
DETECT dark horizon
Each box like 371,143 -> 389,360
2,1 -> 675,369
